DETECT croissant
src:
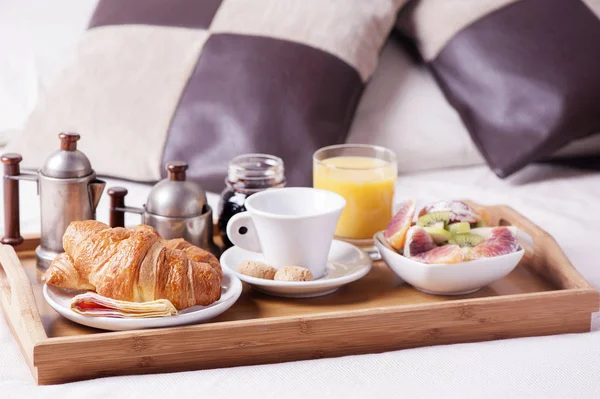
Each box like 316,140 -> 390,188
43,220 -> 222,310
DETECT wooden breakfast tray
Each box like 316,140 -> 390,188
0,204 -> 598,385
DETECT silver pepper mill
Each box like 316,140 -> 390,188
1,133 -> 106,269
107,161 -> 219,256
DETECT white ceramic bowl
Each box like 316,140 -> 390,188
374,230 -> 529,295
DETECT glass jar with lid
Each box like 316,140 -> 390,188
217,154 -> 286,248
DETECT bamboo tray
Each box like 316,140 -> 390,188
0,204 -> 598,385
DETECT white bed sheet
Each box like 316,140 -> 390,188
1,164 -> 599,398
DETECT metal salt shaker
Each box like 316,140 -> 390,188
107,161 -> 219,255
1,133 -> 106,269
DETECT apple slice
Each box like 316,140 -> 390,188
424,227 -> 452,244
448,222 -> 470,235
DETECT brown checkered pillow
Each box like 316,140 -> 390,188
9,0 -> 405,191
398,0 -> 600,177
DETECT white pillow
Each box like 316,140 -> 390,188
0,0 -> 97,144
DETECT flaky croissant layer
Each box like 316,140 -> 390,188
43,221 -> 222,310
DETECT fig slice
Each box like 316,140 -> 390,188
418,200 -> 452,217
469,227 -> 520,260
411,245 -> 465,265
384,200 -> 416,250
404,226 -> 436,257
419,200 -> 480,224
470,226 -> 518,240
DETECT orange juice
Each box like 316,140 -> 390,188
313,156 -> 396,239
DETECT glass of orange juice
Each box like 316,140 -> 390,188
313,144 -> 397,241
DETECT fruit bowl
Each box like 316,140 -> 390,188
374,231 -> 529,295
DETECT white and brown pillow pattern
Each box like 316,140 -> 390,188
398,0 -> 600,178
9,0 -> 405,191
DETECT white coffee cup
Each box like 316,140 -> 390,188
226,187 -> 346,279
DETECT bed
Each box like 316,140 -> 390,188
1,1 -> 599,397
1,164 -> 598,398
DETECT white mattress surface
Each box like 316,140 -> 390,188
1,164 -> 599,398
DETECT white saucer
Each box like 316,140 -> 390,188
43,267 -> 242,331
220,240 -> 372,298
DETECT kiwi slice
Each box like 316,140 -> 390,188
417,211 -> 450,228
448,222 -> 470,235
452,233 -> 485,248
424,227 -> 452,244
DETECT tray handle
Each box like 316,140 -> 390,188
487,205 -> 592,290
0,244 -> 47,366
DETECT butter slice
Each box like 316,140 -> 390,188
70,292 -> 178,318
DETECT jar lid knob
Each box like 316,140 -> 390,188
59,132 -> 80,152
166,161 -> 188,181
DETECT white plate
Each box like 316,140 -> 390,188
221,240 -> 372,298
43,267 -> 242,331
374,231 -> 529,295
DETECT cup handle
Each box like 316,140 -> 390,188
226,212 -> 262,252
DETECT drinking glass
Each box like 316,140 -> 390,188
313,144 -> 397,242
